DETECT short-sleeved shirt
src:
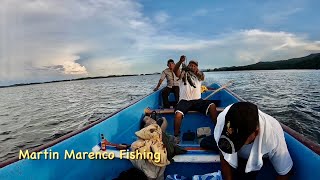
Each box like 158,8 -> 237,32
178,77 -> 202,101
160,68 -> 179,88
237,138 -> 293,175
236,115 -> 293,175
214,107 -> 293,175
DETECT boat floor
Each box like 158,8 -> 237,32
100,106 -> 277,179
137,108 -> 276,179
146,108 -> 221,163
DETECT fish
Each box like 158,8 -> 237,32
178,63 -> 198,88
177,70 -> 186,83
186,73 -> 196,88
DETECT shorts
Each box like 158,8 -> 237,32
175,99 -> 215,116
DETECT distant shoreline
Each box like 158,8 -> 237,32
203,68 -> 319,72
1,69 -> 319,89
1,53 -> 319,89
0,73 -> 160,89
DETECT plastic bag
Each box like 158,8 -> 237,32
166,174 -> 187,180
192,170 -> 222,180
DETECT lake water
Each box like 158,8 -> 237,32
0,70 -> 319,162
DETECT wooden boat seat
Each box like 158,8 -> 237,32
173,146 -> 220,163
172,152 -> 220,163
144,107 -> 224,115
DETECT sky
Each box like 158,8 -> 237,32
1,0 -> 320,86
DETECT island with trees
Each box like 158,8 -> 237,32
205,53 -> 320,72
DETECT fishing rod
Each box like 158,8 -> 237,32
204,80 -> 234,100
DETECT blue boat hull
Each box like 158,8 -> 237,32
0,83 -> 319,179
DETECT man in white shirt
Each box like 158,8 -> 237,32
154,59 -> 180,108
173,55 -> 218,140
214,102 -> 293,180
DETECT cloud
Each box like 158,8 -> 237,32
154,40 -> 218,51
154,11 -> 169,24
0,0 -> 319,85
192,9 -> 209,17
258,0 -> 306,25
152,29 -> 320,67
61,60 -> 88,75
0,0 -> 156,84
262,7 -> 303,24
85,57 -> 133,76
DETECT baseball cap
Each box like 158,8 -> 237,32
189,60 -> 198,66
218,102 -> 259,154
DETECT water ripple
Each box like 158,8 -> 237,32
0,70 -> 319,162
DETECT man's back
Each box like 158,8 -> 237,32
214,102 -> 293,178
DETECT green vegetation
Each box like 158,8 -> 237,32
206,53 -> 320,72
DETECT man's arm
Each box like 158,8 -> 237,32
153,79 -> 164,91
173,55 -> 185,78
267,119 -> 293,180
220,152 -> 233,180
193,64 -> 204,81
154,71 -> 166,91
196,71 -> 205,81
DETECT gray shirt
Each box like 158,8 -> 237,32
160,68 -> 179,88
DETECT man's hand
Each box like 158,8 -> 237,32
195,70 -> 204,81
194,67 -> 199,74
154,79 -> 163,91
179,55 -> 186,63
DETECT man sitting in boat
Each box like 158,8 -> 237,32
214,102 -> 293,180
153,59 -> 180,108
173,55 -> 218,142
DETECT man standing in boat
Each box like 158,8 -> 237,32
215,102 -> 293,180
154,59 -> 180,108
173,55 -> 218,141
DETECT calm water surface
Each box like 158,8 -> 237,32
0,70 -> 319,162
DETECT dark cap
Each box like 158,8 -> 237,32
218,102 -> 259,154
189,60 -> 198,66
167,59 -> 174,64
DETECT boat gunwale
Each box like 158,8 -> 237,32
0,91 -> 155,168
224,87 -> 320,155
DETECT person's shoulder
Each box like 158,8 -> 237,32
161,68 -> 168,72
266,113 -> 283,133
161,68 -> 169,73
260,111 -> 287,150
259,110 -> 282,127
258,110 -> 284,137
